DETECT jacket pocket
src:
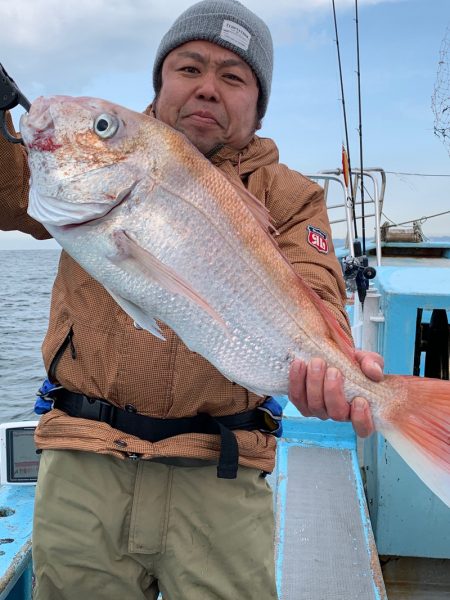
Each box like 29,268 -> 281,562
47,324 -> 76,383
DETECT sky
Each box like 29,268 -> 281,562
0,0 -> 449,249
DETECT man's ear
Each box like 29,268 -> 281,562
151,94 -> 159,118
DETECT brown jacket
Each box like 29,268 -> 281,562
0,113 -> 351,473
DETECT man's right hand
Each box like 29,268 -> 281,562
288,350 -> 383,438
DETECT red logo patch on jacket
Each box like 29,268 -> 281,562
307,225 -> 329,254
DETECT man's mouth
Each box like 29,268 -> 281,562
187,111 -> 221,126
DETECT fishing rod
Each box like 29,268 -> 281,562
332,0 -> 376,306
331,0 -> 358,240
349,0 -> 376,305
355,0 -> 366,255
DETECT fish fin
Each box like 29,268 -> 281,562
115,181 -> 139,203
111,229 -> 227,329
379,375 -> 450,507
106,288 -> 166,340
226,178 -> 278,235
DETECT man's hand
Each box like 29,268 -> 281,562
288,350 -> 384,437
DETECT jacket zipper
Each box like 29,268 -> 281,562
48,326 -> 77,382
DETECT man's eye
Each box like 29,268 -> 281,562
224,73 -> 243,82
179,66 -> 199,74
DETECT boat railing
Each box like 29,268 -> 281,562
305,173 -> 356,256
307,167 -> 386,267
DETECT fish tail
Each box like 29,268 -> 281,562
379,375 -> 450,507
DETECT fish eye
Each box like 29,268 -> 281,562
94,113 -> 119,139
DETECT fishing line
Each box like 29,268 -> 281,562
385,170 -> 450,177
380,212 -> 397,225
331,0 -> 358,239
382,210 -> 450,227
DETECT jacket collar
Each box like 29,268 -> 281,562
210,136 -> 279,176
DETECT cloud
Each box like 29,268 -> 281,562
1,0 -> 171,95
1,0 -> 398,96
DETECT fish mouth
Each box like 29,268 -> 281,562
20,97 -> 62,152
21,95 -> 82,151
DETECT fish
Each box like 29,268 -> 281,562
20,95 -> 450,507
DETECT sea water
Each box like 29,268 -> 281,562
0,249 -> 60,421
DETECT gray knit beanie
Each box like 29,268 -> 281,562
153,0 -> 273,118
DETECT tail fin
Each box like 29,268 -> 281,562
379,375 -> 450,508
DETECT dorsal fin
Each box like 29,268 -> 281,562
226,176 -> 278,235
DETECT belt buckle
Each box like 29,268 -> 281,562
80,396 -> 113,423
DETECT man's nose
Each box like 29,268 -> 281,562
195,73 -> 220,101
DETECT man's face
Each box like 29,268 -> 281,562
154,40 -> 260,154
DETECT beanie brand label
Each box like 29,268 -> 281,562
220,20 -> 251,51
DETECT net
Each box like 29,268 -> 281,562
432,27 -> 450,155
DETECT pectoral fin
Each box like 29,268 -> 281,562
111,229 -> 226,329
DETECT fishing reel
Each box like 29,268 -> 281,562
341,240 -> 376,304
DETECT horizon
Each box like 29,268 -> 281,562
1,234 -> 449,252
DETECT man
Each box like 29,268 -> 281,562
0,1 -> 382,598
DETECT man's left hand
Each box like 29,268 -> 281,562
288,350 -> 383,437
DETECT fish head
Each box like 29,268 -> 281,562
20,95 -> 147,227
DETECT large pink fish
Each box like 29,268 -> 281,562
20,96 -> 450,507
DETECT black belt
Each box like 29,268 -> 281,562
49,388 -> 264,479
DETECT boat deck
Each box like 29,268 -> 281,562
270,401 -> 387,599
0,486 -> 33,600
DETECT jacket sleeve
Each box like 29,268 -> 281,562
0,112 -> 50,239
249,164 -> 353,342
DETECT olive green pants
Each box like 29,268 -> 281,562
33,450 -> 278,600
